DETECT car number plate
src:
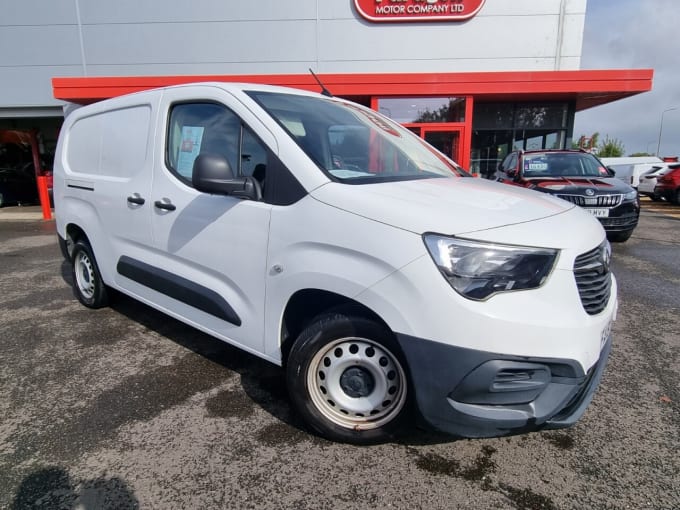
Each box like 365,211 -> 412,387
600,320 -> 612,351
585,208 -> 609,218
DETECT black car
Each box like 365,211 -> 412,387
496,150 -> 639,242
0,165 -> 38,207
0,140 -> 41,207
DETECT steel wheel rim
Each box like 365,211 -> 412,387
74,251 -> 96,299
307,337 -> 407,430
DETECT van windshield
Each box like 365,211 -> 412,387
246,91 -> 469,184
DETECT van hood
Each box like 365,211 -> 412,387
311,177 -> 574,235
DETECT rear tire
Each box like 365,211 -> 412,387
71,239 -> 109,308
607,229 -> 633,243
286,311 -> 409,444
674,189 -> 680,206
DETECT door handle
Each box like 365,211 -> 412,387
154,200 -> 176,211
127,194 -> 145,205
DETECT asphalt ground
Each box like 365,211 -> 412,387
0,204 -> 678,509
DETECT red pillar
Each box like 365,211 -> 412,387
28,130 -> 52,220
37,176 -> 52,220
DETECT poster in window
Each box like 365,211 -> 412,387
177,126 -> 204,178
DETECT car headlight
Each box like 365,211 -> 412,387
623,189 -> 638,201
423,235 -> 558,301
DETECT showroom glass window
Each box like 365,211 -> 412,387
471,102 -> 570,178
376,97 -> 466,124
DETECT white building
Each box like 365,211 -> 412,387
1,0 -> 652,174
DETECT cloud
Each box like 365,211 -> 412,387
575,0 -> 680,157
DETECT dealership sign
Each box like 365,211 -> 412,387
354,0 -> 486,23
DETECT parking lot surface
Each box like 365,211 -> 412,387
1,206 -> 678,509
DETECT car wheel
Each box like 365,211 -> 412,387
71,239 -> 109,308
0,192 -> 4,208
286,311 -> 409,444
607,230 -> 633,243
650,192 -> 662,202
674,189 -> 680,206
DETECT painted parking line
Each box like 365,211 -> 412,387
640,198 -> 680,218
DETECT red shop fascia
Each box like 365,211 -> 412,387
52,69 -> 653,170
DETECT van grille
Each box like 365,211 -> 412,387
556,194 -> 622,207
573,242 -> 612,315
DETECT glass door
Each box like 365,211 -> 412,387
411,127 -> 464,167
423,129 -> 460,162
374,96 -> 471,171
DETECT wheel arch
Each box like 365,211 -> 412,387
279,289 -> 395,366
66,222 -> 91,247
58,222 -> 90,261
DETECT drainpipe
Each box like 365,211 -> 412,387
74,0 -> 87,75
315,0 -> 321,72
555,0 -> 567,70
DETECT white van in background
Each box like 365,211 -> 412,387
600,156 -> 663,188
54,83 -> 616,444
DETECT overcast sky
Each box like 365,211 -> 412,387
575,0 -> 680,158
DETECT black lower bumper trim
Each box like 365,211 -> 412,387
395,333 -> 611,438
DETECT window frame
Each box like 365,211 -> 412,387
164,100 -> 270,188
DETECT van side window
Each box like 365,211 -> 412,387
166,102 -> 268,185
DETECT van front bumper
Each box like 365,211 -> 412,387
395,332 -> 612,438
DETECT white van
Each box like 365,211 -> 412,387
600,156 -> 663,188
54,83 -> 616,444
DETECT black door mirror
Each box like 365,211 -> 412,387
192,153 -> 261,201
506,169 -> 517,179
607,166 -> 616,176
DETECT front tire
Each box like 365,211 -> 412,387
286,312 -> 409,444
71,239 -> 109,308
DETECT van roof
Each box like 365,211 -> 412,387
62,81 -> 330,118
166,81 -> 324,96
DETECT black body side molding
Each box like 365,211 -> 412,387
116,256 -> 241,326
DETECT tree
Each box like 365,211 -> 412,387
573,133 -> 600,152
596,135 -> 625,157
629,152 -> 652,157
413,99 -> 465,123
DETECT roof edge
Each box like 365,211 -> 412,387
52,69 -> 654,109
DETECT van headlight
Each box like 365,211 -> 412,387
423,235 -> 558,301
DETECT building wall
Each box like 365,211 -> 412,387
0,0 -> 587,110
